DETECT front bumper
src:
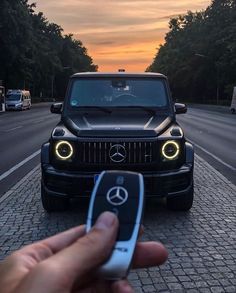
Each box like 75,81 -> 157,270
6,104 -> 22,110
41,163 -> 193,199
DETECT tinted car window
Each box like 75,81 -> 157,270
69,78 -> 167,107
6,94 -> 21,101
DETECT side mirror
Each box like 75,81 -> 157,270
175,103 -> 187,114
51,103 -> 63,114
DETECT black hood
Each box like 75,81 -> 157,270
63,110 -> 173,137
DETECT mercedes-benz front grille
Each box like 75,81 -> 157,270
78,141 -> 157,164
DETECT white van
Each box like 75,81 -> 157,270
5,89 -> 31,110
230,87 -> 236,114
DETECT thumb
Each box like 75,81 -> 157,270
24,212 -> 119,291
51,211 -> 118,271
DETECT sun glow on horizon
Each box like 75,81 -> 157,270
32,0 -> 211,72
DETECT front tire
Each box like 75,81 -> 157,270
41,183 -> 69,212
166,184 -> 194,211
231,108 -> 235,114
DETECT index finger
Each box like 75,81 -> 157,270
42,225 -> 86,253
132,242 -> 168,268
18,225 -> 86,263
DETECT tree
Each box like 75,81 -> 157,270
0,0 -> 97,98
0,0 -> 35,89
147,0 -> 236,104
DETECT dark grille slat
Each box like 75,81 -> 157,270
83,142 -> 86,163
104,142 -> 107,163
139,142 -> 142,163
128,142 -> 131,162
150,142 -> 152,163
79,141 -> 156,164
93,142 -> 97,163
98,142 -> 102,164
144,143 -> 146,163
88,142 -> 91,163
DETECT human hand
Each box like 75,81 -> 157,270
0,212 -> 168,293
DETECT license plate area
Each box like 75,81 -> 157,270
94,174 -> 100,184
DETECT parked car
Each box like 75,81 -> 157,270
5,89 -> 31,110
41,72 -> 194,212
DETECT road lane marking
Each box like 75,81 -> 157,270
188,139 -> 236,171
4,126 -> 22,132
0,149 -> 41,182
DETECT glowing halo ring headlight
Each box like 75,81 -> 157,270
55,141 -> 73,160
162,140 -> 180,160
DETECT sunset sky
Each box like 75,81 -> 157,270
31,0 -> 211,72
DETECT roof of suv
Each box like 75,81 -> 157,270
71,72 -> 167,79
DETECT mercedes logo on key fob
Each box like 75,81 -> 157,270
86,170 -> 144,280
106,186 -> 128,206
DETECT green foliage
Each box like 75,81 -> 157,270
0,0 -> 97,98
147,0 -> 236,104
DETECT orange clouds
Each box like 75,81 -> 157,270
32,0 -> 211,72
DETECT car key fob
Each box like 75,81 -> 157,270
86,170 -> 144,280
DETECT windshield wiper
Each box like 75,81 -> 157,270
76,106 -> 112,114
121,106 -> 157,115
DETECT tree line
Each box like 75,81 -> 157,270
0,0 -> 97,99
147,0 -> 236,104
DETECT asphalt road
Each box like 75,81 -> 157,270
0,104 -> 60,197
177,105 -> 236,185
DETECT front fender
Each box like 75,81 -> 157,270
41,142 -> 50,164
185,141 -> 194,164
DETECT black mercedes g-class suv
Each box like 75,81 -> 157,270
41,72 -> 194,212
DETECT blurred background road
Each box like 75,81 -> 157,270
177,105 -> 236,185
0,103 -> 59,197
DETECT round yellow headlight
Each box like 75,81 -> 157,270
55,141 -> 73,160
162,141 -> 179,160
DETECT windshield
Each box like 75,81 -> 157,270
6,94 -> 21,101
69,78 -> 168,108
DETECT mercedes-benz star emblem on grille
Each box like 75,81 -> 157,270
109,144 -> 126,162
106,186 -> 128,206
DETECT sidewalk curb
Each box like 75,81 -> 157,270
195,155 -> 236,189
0,165 -> 40,204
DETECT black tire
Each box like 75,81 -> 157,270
231,108 -> 235,114
41,183 -> 69,212
166,184 -> 194,211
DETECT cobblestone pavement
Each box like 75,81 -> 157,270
0,155 -> 235,292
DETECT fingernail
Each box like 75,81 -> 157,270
95,211 -> 116,230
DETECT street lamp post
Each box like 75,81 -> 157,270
195,53 -> 220,104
